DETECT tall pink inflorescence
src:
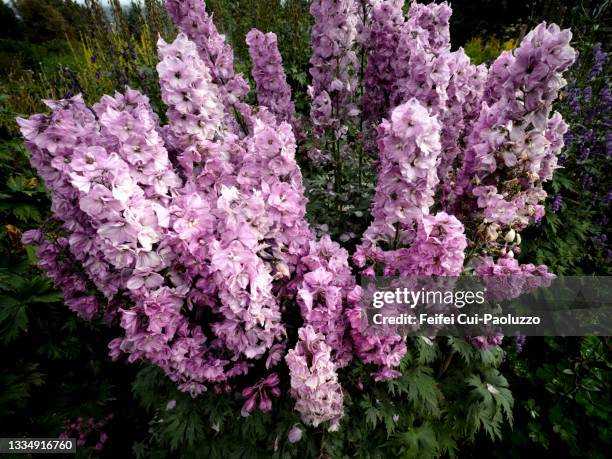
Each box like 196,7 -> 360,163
285,326 -> 345,432
388,2 -> 489,200
361,0 -> 405,123
436,50 -> 488,202
357,98 -> 442,263
391,1 -> 453,113
246,29 -> 301,138
309,0 -> 360,137
456,23 -> 576,238
349,98 -> 443,381
165,0 -> 252,134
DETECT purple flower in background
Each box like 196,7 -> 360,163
515,335 -> 526,353
60,414 -> 112,451
578,147 -> 591,162
551,193 -> 563,213
164,0 -> 252,134
589,42 -> 607,80
361,0 -> 405,122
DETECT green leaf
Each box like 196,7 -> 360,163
0,295 -> 28,343
29,291 -> 63,303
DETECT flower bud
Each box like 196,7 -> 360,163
242,386 -> 256,398
486,224 -> 500,242
504,229 -> 516,243
264,373 -> 280,387
242,395 -> 257,416
274,262 -> 290,279
259,391 -> 272,412
288,425 -> 302,444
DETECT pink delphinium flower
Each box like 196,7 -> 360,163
285,326 -> 344,431
246,29 -> 301,138
362,0 -> 405,123
309,0 -> 359,136
164,0 -> 251,134
357,98 -> 442,271
455,24 -> 576,238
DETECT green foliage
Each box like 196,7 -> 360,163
463,36 -> 517,65
129,337 -> 513,458
0,0 -> 173,136
12,0 -> 70,43
468,337 -> 612,458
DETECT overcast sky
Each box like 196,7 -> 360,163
77,1 -> 133,4
76,1 -> 131,3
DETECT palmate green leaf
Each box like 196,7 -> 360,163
132,365 -> 172,411
433,424 -> 458,458
29,291 -> 63,303
478,346 -> 503,366
447,337 -> 476,364
0,268 -> 59,309
400,366 -> 442,417
365,405 -> 380,429
383,410 -> 396,435
358,394 -> 385,430
0,294 -> 28,343
413,337 -> 438,365
0,294 -> 20,315
468,402 -> 502,440
161,402 -> 208,452
0,270 -> 26,292
393,422 -> 437,458
552,172 -> 576,192
11,202 -> 42,222
464,370 -> 514,439
23,245 -> 39,266
0,362 -> 44,412
132,442 -> 148,459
